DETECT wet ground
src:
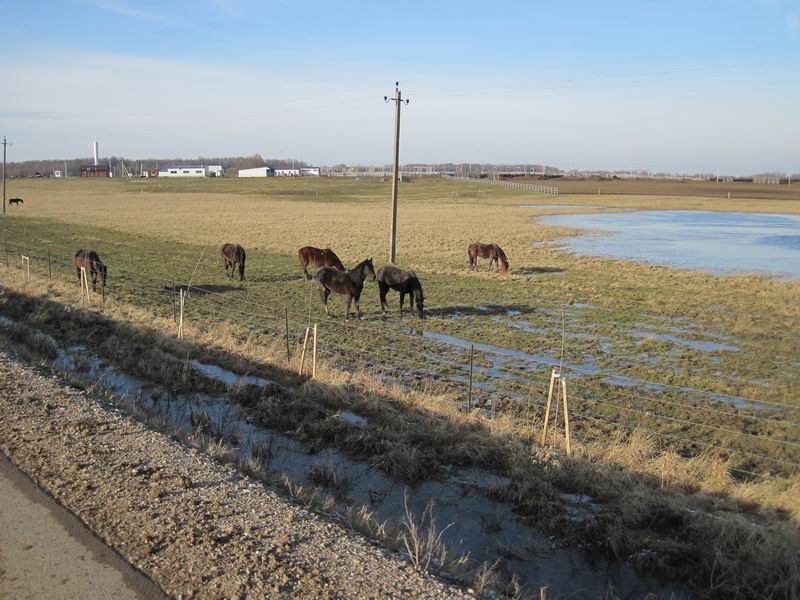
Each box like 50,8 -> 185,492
540,210 -> 800,278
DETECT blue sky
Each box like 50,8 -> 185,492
1,0 -> 799,173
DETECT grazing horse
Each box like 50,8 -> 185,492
221,243 -> 246,281
73,249 -> 107,292
8,198 -> 23,206
299,246 -> 345,280
376,265 -> 424,319
316,258 -> 376,319
468,243 -> 509,273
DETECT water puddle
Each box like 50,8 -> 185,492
190,359 -> 272,388
540,210 -> 800,279
520,204 -> 604,209
632,331 -> 739,353
41,339 -> 681,598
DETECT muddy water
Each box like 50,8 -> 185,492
47,343 -> 682,598
540,210 -> 800,278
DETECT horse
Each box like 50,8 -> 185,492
73,249 -> 107,292
468,243 -> 509,273
299,246 -> 345,280
316,258 -> 376,319
8,198 -> 23,206
221,243 -> 246,281
376,265 -> 424,319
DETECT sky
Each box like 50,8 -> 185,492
1,0 -> 799,174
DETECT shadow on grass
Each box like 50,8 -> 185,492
515,266 -> 567,275
1,286 -> 798,599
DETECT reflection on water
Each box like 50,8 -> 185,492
540,210 -> 800,278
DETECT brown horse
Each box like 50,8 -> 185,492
299,246 -> 345,280
316,258 -> 376,319
221,243 -> 246,281
376,265 -> 424,318
8,198 -> 23,206
468,243 -> 509,273
73,249 -> 107,291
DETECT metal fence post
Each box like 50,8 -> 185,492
285,307 -> 290,364
48,249 -> 52,280
468,344 -> 474,411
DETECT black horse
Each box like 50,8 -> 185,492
376,265 -> 424,318
316,258 -> 376,319
8,198 -> 23,206
73,249 -> 107,292
221,243 -> 246,281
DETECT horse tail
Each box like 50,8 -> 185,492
238,246 -> 246,280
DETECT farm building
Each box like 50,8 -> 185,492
275,167 -> 320,177
158,165 -> 224,178
80,165 -> 110,178
238,166 -> 274,177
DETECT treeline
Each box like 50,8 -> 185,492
3,154 -> 310,178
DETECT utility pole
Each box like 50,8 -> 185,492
384,82 -> 409,264
2,136 -> 11,215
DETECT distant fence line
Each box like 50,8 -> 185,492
445,175 -> 559,195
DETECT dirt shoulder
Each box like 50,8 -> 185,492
0,347 -> 470,599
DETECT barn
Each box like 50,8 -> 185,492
158,165 -> 223,178
80,165 -> 110,178
238,166 -> 274,177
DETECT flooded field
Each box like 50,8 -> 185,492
541,210 -> 800,278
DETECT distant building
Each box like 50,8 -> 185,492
158,165 -> 222,178
275,167 -> 320,177
80,165 -> 110,178
238,166 -> 274,178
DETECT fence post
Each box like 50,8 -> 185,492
285,308 -> 290,364
312,323 -> 318,378
101,276 -> 106,304
467,344 -> 474,411
4,242 -> 8,269
298,326 -> 311,376
172,281 -> 177,322
48,250 -> 52,280
561,376 -> 572,456
21,255 -> 31,283
541,368 -> 557,445
177,289 -> 185,339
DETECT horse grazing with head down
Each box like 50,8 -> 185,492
316,258 -> 376,319
221,243 -> 246,281
376,265 -> 424,319
468,243 -> 509,273
8,198 -> 23,206
73,249 -> 107,292
299,246 -> 345,280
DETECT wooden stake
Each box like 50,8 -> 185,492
561,376 -> 572,456
47,250 -> 51,280
298,326 -> 310,376
541,368 -> 557,445
21,255 -> 30,282
80,267 -> 91,305
312,323 -> 318,378
177,289 -> 185,339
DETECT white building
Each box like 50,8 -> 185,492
275,167 -> 320,177
158,165 -> 224,178
238,166 -> 274,178
275,168 -> 301,177
300,167 -> 320,176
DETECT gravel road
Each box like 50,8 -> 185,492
0,345 -> 472,599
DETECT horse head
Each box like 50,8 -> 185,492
364,258 -> 376,280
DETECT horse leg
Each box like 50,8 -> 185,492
345,294 -> 353,319
75,267 -> 81,288
91,270 -> 98,292
302,260 -> 311,281
378,282 -> 389,315
354,292 -> 363,319
399,291 -> 405,318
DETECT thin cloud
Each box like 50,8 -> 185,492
787,14 -> 799,35
82,0 -> 207,31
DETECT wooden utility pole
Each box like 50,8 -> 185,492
385,83 -> 409,264
2,136 -> 10,215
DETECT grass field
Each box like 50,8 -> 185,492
1,176 -> 799,475
2,175 -> 800,597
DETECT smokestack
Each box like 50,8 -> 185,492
93,141 -> 99,166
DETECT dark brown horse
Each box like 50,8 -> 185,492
316,258 -> 376,319
299,246 -> 345,280
376,265 -> 424,318
8,198 -> 23,206
73,249 -> 107,292
221,243 -> 246,281
468,243 -> 509,273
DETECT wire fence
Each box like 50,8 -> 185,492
2,235 -> 798,477
445,175 -> 560,195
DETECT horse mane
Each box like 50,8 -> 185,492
495,245 -> 509,269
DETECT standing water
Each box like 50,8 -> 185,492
540,210 -> 800,278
